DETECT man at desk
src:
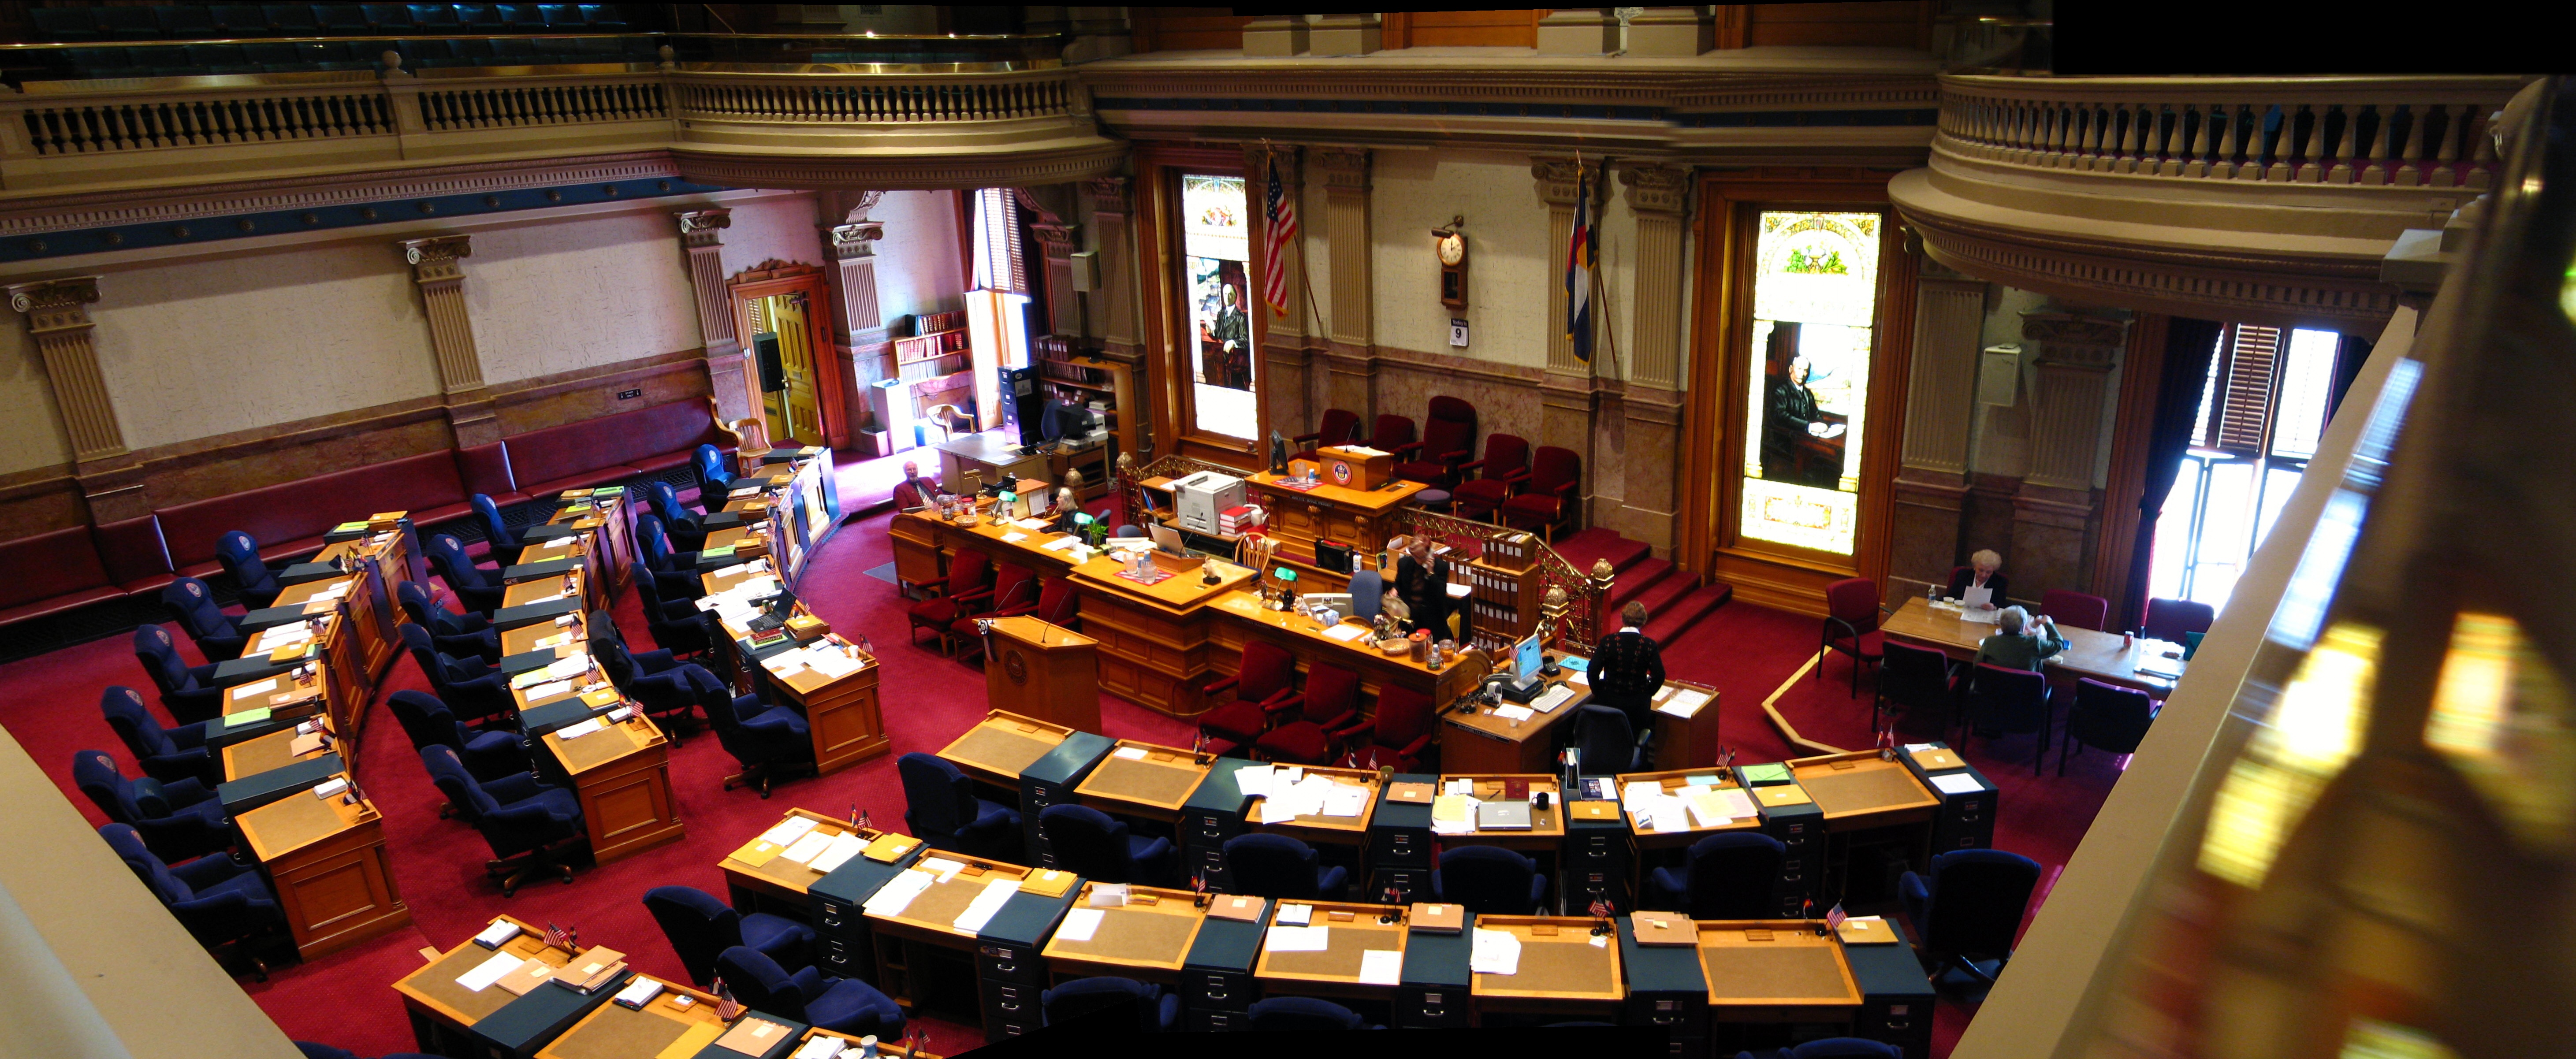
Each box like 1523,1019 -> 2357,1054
1976,606 -> 2067,672
1588,602 -> 1666,731
1392,536 -> 1452,639
1759,324 -> 1847,490
893,461 -> 947,513
1945,549 -> 2010,608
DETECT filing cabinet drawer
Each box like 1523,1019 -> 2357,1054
979,946 -> 1043,985
1396,987 -> 1471,1029
1370,828 -> 1429,867
1184,970 -> 1253,1010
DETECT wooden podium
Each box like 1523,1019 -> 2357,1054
983,616 -> 1101,732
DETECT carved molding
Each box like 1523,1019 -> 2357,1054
668,145 -> 1125,192
0,152 -> 688,238
675,207 -> 732,248
1531,155 -> 1608,208
397,234 -> 473,280
4,275 -> 123,464
1316,147 -> 1370,190
844,190 -> 885,221
1906,209 -> 2401,331
1619,163 -> 1691,216
1084,176 -> 1132,217
2021,311 -> 2130,368
5,276 -> 100,331
827,220 -> 884,260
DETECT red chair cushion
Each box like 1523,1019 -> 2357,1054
1452,479 -> 1513,511
1254,721 -> 1333,765
1199,701 -> 1269,743
1828,629 -> 1886,658
908,598 -> 964,626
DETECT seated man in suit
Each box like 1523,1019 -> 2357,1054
1946,549 -> 2010,609
1975,606 -> 2067,672
1587,602 -> 1666,732
893,461 -> 947,513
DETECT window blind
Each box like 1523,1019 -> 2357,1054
2198,323 -> 2282,456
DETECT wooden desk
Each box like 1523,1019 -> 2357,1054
1785,752 -> 1941,832
889,512 -> 946,595
1470,916 -> 1627,1016
220,720 -> 334,782
542,713 -> 684,863
1071,555 -> 1258,717
1039,882 -> 1207,982
534,975 -> 804,1059
1432,775 -> 1566,852
1243,470 -> 1426,587
219,671 -> 327,740
235,775 -> 408,959
395,915 -> 562,1052
1244,764 -> 1381,845
755,636 -> 887,774
510,532 -> 607,617
313,526 -> 410,681
1646,679 -> 1723,770
795,1029 -> 941,1059
1074,739 -> 1213,824
1880,598 -> 2181,694
501,612 -> 589,659
263,575 -> 374,741
720,808 -> 920,909
544,489 -> 633,601
982,617 -> 1100,732
1694,920 -> 1862,1019
1613,768 -> 1764,851
860,853 -> 1076,1027
1250,899 -> 1410,1001
503,567 -> 587,612
1437,673 -> 1588,776
936,710 -> 1076,791
1209,588 -> 1483,733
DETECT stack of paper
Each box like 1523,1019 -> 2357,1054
1356,949 -> 1403,985
862,870 -> 934,916
521,679 -> 573,702
951,879 -> 1022,933
1056,907 -> 1106,943
1431,794 -> 1480,835
1264,925 -> 1330,952
1234,764 -> 1274,798
808,830 -> 868,873
1322,623 -> 1371,643
920,857 -> 967,882
763,816 -> 821,846
1683,788 -> 1735,829
792,1036 -> 848,1059
1274,903 -> 1312,925
1321,785 -> 1369,818
778,830 -> 836,865
806,649 -> 864,680
1469,929 -> 1522,975
1656,689 -> 1714,718
455,951 -> 527,992
554,717 -> 604,739
1492,704 -> 1536,722
1930,773 -> 1984,795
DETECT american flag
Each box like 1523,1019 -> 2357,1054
1588,897 -> 1616,919
1261,156 -> 1299,318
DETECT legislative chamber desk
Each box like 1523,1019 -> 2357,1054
1614,768 -> 1765,852
859,853 -> 1083,1040
537,488 -> 634,601
937,710 -> 1077,794
1240,470 -> 1427,588
718,807 -> 929,992
540,711 -> 683,863
395,916 -> 634,1059
1880,597 -> 2184,695
218,714 -> 335,782
535,975 -> 807,1059
1250,899 -> 1412,1004
1432,774 -> 1566,855
1471,916 -> 1627,1022
251,573 -> 380,743
1437,670 -> 1590,775
1072,738 -> 1213,825
312,525 -> 412,680
1039,881 -> 1208,984
510,526 -> 608,616
697,560 -> 890,775
233,772 -> 407,959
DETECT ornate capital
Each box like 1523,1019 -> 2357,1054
2021,311 -> 2131,368
1246,142 -> 1302,178
5,276 -> 101,332
828,220 -> 885,260
1532,155 -> 1607,208
1084,175 -> 1131,216
1618,163 -> 1691,216
675,208 -> 732,249
1028,221 -> 1079,254
1317,147 -> 1370,191
397,234 -> 472,283
843,190 -> 885,222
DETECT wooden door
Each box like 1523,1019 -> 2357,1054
756,293 -> 824,446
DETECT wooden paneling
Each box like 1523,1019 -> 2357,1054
1131,8 -> 1251,53
1385,11 -> 1544,49
1740,2 -> 1933,49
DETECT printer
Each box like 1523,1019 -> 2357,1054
1172,470 -> 1248,535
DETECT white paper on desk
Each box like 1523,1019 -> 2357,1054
1322,623 -> 1370,643
510,668 -> 552,690
809,831 -> 867,873
1233,765 -> 1274,798
1265,925 -> 1330,952
793,1036 -> 848,1059
473,918 -> 521,948
1569,670 -> 1587,687
919,857 -> 966,882
1274,903 -> 1313,925
1716,788 -> 1758,819
1445,778 -> 1474,795
709,562 -> 750,580
523,679 -> 573,702
1532,685 -> 1575,713
1930,773 -> 1986,795
1322,785 -> 1368,818
1013,518 -> 1049,531
1621,781 -> 1662,806
455,951 -> 527,992
237,677 -> 279,697
862,869 -> 934,917
1040,536 -> 1080,552
1057,907 -> 1106,943
1656,689 -> 1712,718
1112,746 -> 1148,760
1470,929 -> 1522,976
951,879 -> 1021,933
1358,948 -> 1403,985
555,717 -> 603,739
1000,531 -> 1031,543
1492,704 -> 1535,722
543,655 -> 588,680
762,815 -> 820,846
778,831 -> 835,865
807,650 -> 863,680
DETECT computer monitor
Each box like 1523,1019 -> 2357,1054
1513,633 -> 1543,688
1149,523 -> 1185,556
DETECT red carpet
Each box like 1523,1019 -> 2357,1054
1,504 -> 2120,1058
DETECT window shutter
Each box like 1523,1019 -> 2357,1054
2207,323 -> 2281,456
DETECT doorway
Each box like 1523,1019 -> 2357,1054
729,264 -> 842,450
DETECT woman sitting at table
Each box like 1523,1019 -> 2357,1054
1976,606 -> 2067,672
1946,549 -> 2009,608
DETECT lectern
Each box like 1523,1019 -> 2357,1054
983,616 -> 1101,732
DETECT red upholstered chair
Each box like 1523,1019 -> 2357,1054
1342,683 -> 1435,773
1362,414 -> 1415,453
952,562 -> 1041,661
1499,446 -> 1582,541
1254,664 -> 1364,765
2040,589 -> 2111,632
906,550 -> 991,654
2140,597 -> 2213,643
1393,397 -> 1478,489
1197,641 -> 1302,757
1449,434 -> 1531,522
1819,577 -> 1886,697
1002,577 -> 1081,632
1292,409 -> 1362,464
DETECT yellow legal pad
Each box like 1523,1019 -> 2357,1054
729,840 -> 784,868
861,833 -> 919,864
1021,869 -> 1077,898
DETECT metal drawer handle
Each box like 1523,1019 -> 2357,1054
1204,990 -> 1226,1001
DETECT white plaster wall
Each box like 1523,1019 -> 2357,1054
1366,150 -> 1555,367
0,324 -> 68,475
871,190 -> 964,326
92,242 -> 438,451
469,208 -> 703,385
715,193 -> 828,278
1968,284 -> 2048,478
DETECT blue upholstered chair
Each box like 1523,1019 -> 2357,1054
643,884 -> 815,986
1348,568 -> 1384,623
1246,995 -> 1374,1031
897,752 -> 1021,860
101,685 -> 218,784
1734,1039 -> 1905,1059
401,623 -> 514,729
590,609 -> 704,742
161,577 -> 249,661
1643,832 -> 1787,920
74,749 -> 232,862
1221,832 -> 1348,901
1038,804 -> 1175,886
648,482 -> 709,551
294,1044 -> 445,1059
634,574 -> 715,659
1568,704 -> 1650,775
694,668 -> 813,798
713,946 -> 904,1039
1899,848 -> 2042,985
470,493 -> 526,566
101,822 -> 283,975
426,533 -> 507,615
421,745 -> 585,896
215,531 -> 283,609
1963,663 -> 2054,774
396,580 -> 501,663
132,627 -> 229,726
1433,845 -> 1548,917
386,690 -> 525,782
1041,975 -> 1180,1031
633,515 -> 705,601
693,444 -> 735,504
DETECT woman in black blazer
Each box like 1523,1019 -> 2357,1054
1946,549 -> 2009,606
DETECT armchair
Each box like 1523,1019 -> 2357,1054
1498,446 -> 1582,542
470,493 -> 527,567
1037,803 -> 1176,886
396,580 -> 501,663
713,947 -> 905,1040
692,444 -> 737,508
75,750 -> 233,863
1339,683 -> 1434,773
951,561 -> 1040,662
101,684 -> 219,783
215,530 -> 283,609
1818,577 -> 1887,697
1449,433 -> 1531,522
386,690 -> 528,782
1899,848 -> 2042,985
643,884 -> 813,987
696,668 -> 815,798
1196,641 -> 1303,757
590,609 -> 705,741
131,628 -> 229,726
1221,832 -> 1348,901
905,549 -> 991,655
648,482 -> 709,551
101,822 -> 285,976
161,577 -> 249,661
634,575 -> 717,659
1392,396 -> 1478,489
897,752 -> 1022,860
1361,413 -> 1415,453
1289,408 -> 1362,464
401,623 -> 516,729
420,745 -> 585,896
426,533 -> 508,615
1253,663 -> 1364,765
634,515 -> 706,602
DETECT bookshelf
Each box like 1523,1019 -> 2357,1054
1462,531 -> 1543,650
893,309 -> 969,384
1031,336 -> 1139,472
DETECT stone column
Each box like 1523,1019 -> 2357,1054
675,208 -> 753,423
1537,8 -> 1620,55
1308,13 -> 1381,55
4,277 -> 148,521
1890,275 -> 1990,596
1083,177 -> 1142,365
2010,311 -> 2130,602
1247,143 -> 1311,442
1626,7 -> 1714,55
395,235 -> 499,449
1318,147 -> 1376,419
1532,155 -> 1607,459
1242,15 -> 1308,56
1614,164 -> 1691,556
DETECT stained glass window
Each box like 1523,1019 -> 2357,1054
1739,210 -> 1881,555
1180,174 -> 1256,441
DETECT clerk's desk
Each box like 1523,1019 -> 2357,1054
1237,469 -> 1427,590
1437,665 -> 1590,775
1881,597 -> 2185,695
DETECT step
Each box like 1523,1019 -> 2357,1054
1603,557 -> 1676,618
1551,528 -> 1652,577
1642,583 -> 1734,645
1629,566 -> 1702,618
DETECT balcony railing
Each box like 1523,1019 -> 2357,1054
668,69 -> 1072,126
